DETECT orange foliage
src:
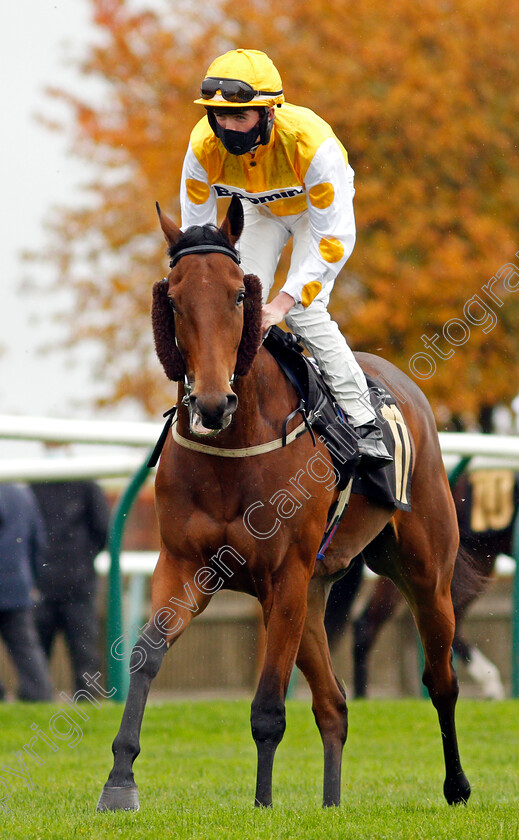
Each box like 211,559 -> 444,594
38,0 -> 519,421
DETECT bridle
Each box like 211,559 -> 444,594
163,242 -> 242,398
148,239 -> 310,463
169,244 -> 241,269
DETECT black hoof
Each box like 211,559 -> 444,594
97,784 -> 140,812
444,773 -> 471,805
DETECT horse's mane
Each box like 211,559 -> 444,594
167,224 -> 239,263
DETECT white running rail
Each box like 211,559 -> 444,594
1,414 -> 519,482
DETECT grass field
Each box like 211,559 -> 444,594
0,698 -> 517,839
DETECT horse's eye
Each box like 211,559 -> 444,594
236,290 -> 246,305
168,297 -> 176,313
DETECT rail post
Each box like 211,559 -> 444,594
106,452 -> 153,701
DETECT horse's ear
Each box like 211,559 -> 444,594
156,201 -> 182,248
220,195 -> 244,247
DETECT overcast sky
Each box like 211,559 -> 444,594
1,1 -> 100,421
0,0 -> 171,433
0,1 -> 177,465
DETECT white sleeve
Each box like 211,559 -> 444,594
180,145 -> 217,230
280,137 -> 356,306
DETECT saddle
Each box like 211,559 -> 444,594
263,326 -> 413,513
263,326 -> 359,490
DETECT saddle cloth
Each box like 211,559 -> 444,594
351,383 -> 412,512
263,326 -> 412,512
455,469 -> 518,535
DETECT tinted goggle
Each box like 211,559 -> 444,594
200,77 -> 282,103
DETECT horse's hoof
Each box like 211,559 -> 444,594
96,784 -> 140,812
444,773 -> 471,805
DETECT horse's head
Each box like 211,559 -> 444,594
152,196 -> 262,435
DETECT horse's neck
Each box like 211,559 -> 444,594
236,347 -> 295,437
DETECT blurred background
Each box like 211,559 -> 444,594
1,0 -> 518,701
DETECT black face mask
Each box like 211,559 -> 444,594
214,122 -> 260,156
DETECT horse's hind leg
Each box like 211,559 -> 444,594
97,553 -> 210,812
414,589 -> 470,803
386,507 -> 471,805
296,578 -> 348,807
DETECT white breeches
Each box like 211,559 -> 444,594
238,202 -> 375,426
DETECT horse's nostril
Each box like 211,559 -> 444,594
225,393 -> 238,416
191,392 -> 238,427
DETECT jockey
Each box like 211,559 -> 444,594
180,48 -> 392,469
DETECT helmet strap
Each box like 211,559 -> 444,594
258,108 -> 275,145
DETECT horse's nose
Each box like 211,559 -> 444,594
190,392 -> 238,429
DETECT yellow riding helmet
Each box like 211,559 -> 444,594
194,49 -> 284,108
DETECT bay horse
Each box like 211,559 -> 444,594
97,195 -> 473,812
325,468 -> 513,699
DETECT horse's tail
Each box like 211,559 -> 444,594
450,541 -> 488,615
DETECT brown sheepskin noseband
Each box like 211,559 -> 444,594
151,274 -> 263,382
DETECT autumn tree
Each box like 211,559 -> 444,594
37,0 -> 519,421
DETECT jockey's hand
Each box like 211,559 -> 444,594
261,292 -> 296,334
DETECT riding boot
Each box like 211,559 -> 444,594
355,421 -> 393,470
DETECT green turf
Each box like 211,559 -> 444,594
0,699 -> 517,839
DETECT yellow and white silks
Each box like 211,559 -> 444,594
179,102 -> 376,426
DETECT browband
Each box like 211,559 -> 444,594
169,244 -> 241,268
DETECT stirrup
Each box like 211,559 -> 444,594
356,422 -> 393,470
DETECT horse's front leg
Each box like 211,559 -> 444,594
97,552 -> 210,811
251,555 -> 310,808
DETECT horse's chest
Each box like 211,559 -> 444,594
157,450 -> 332,573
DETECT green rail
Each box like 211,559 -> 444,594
105,450 -> 153,701
447,456 -> 472,489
